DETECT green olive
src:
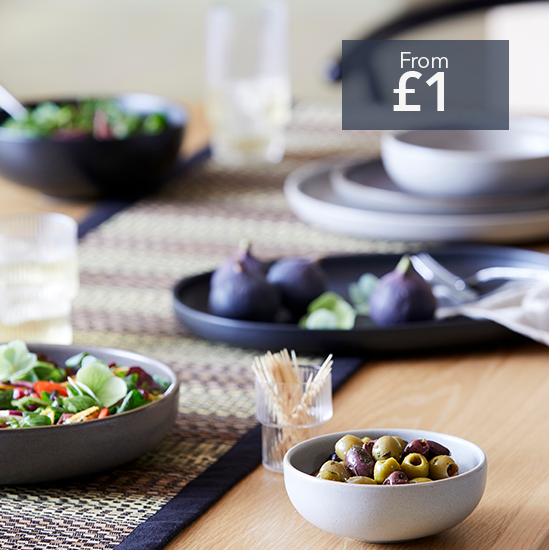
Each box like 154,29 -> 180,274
347,475 -> 377,485
409,477 -> 432,484
317,460 -> 351,481
401,452 -> 429,479
335,434 -> 364,461
372,436 -> 402,462
429,455 -> 459,480
373,457 -> 401,484
394,437 -> 408,453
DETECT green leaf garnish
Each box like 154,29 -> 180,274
76,360 -> 127,408
116,389 -> 149,414
0,340 -> 37,382
299,291 -> 357,330
22,414 -> 52,427
11,361 -> 66,383
348,273 -> 379,315
11,395 -> 51,411
0,389 -> 13,410
65,352 -> 89,368
61,395 -> 97,413
302,309 -> 338,330
122,373 -> 139,392
153,375 -> 170,391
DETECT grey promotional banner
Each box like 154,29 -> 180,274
342,40 -> 509,130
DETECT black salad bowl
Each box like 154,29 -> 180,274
0,93 -> 188,200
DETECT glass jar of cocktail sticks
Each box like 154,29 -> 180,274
253,349 -> 333,473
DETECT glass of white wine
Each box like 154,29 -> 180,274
206,0 -> 292,165
0,213 -> 78,344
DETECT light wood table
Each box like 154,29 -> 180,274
5,104 -> 549,549
165,104 -> 547,550
168,341 -> 549,550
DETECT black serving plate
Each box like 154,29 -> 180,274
173,245 -> 549,354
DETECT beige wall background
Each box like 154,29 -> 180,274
0,0 -> 485,102
2,0 -> 548,113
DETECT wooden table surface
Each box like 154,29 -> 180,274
3,104 -> 549,550
165,110 -> 549,550
167,343 -> 549,550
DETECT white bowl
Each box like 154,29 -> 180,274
381,118 -> 549,196
283,428 -> 487,543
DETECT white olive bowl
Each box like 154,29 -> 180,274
381,118 -> 549,196
283,428 -> 487,543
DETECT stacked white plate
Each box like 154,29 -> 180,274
284,120 -> 549,243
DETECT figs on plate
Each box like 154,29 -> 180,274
266,256 -> 328,316
368,255 -> 436,326
208,260 -> 280,322
211,241 -> 268,287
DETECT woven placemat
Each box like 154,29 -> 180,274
0,101 -> 409,550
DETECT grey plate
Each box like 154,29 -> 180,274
0,344 -> 179,485
331,159 -> 549,215
284,158 -> 549,243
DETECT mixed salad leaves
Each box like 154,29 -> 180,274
1,99 -> 168,141
0,340 -> 170,429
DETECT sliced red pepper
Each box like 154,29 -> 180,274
33,381 -> 69,397
98,407 -> 109,419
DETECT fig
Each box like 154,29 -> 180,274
368,255 -> 436,326
236,240 -> 270,277
211,241 -> 268,287
208,260 -> 280,322
266,256 -> 328,316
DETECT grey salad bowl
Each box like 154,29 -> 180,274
0,344 -> 179,485
284,428 -> 487,543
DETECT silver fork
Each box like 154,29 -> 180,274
466,265 -> 549,285
410,253 -> 479,303
411,252 -> 549,303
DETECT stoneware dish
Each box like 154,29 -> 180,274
330,158 -> 549,215
284,157 -> 549,243
284,428 -> 487,543
0,344 -> 180,485
381,117 -> 549,197
0,93 -> 188,200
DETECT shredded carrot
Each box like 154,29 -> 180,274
83,410 -> 100,421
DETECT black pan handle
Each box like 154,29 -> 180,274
325,0 -> 535,83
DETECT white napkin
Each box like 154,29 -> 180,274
436,281 -> 549,346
